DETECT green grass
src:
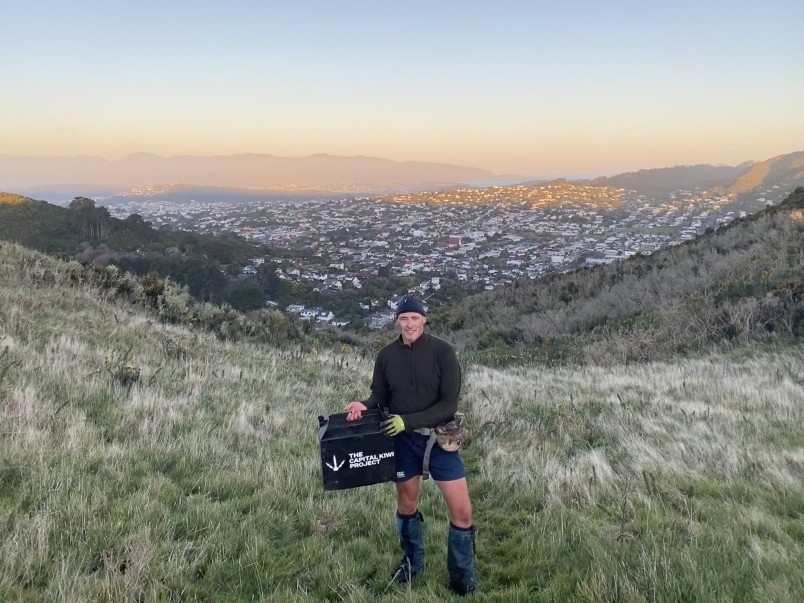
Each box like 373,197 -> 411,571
1,241 -> 803,601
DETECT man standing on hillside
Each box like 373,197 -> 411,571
345,293 -> 477,595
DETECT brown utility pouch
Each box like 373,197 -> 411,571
435,412 -> 469,451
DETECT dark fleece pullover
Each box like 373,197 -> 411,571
362,332 -> 461,430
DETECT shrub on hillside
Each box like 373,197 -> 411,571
253,308 -> 301,346
104,351 -> 140,388
158,283 -> 194,323
140,272 -> 166,308
88,262 -> 121,290
194,303 -> 253,341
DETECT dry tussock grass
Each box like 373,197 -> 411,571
467,352 -> 804,506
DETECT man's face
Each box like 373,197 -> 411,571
397,312 -> 425,345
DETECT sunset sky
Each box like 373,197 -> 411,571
3,0 -> 803,177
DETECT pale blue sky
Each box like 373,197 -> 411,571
2,0 -> 803,176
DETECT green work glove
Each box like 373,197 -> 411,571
382,414 -> 405,437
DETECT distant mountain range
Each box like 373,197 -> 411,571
0,152 -> 497,203
1,150 -> 803,206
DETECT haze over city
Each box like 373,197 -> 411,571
3,0 -> 803,178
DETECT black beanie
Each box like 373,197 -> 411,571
395,294 -> 427,319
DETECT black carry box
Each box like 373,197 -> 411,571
318,408 -> 395,491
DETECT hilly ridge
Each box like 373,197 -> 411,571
585,164 -> 749,197
725,150 -> 804,196
0,193 -> 83,253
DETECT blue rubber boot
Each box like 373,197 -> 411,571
448,523 -> 478,595
392,510 -> 425,583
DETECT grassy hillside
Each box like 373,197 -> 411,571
434,187 -> 804,366
1,242 -> 803,601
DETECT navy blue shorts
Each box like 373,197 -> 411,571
393,431 -> 465,483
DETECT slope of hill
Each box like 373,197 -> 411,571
432,187 -> 804,365
0,192 -> 35,205
586,163 -> 749,196
726,150 -> 804,196
1,241 -> 803,601
582,151 -> 804,204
